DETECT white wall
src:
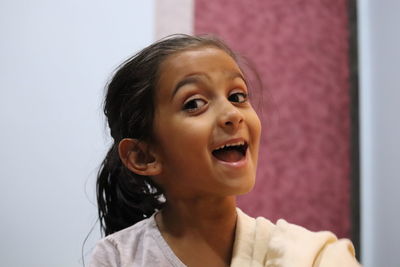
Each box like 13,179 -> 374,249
0,1 -> 154,266
359,1 -> 400,266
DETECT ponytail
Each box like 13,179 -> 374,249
96,144 -> 164,236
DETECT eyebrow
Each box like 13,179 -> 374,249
171,72 -> 247,99
229,72 -> 248,86
171,75 -> 205,99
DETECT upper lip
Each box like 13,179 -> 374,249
212,137 -> 248,151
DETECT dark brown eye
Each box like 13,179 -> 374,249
183,98 -> 207,111
228,92 -> 247,103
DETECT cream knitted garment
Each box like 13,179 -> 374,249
230,209 -> 361,267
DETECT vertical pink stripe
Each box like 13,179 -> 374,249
195,0 -> 351,238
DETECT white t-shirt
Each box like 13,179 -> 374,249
89,212 -> 185,267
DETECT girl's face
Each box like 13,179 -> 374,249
151,47 -> 261,199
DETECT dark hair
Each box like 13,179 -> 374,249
96,34 -> 239,236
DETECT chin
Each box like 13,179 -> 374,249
238,182 -> 255,195
229,175 -> 256,196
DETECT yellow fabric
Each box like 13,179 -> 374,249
231,209 -> 361,267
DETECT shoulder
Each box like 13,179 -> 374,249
267,219 -> 360,266
88,216 -> 155,267
232,209 -> 361,267
269,218 -> 338,255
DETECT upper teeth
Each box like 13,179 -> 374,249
215,141 -> 245,150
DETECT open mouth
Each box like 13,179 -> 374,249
212,142 -> 248,162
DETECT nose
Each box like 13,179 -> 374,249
217,102 -> 244,131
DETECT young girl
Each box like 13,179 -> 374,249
90,34 -> 361,267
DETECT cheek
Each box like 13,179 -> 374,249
249,110 -> 262,141
155,118 -> 211,161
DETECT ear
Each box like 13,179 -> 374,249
118,138 -> 162,176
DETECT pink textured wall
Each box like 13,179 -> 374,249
195,0 -> 351,238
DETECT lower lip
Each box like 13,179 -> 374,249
213,151 -> 248,168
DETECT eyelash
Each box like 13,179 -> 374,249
228,92 -> 248,103
183,98 -> 207,112
182,91 -> 248,112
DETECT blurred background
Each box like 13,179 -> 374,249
0,0 -> 399,266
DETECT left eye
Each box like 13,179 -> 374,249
228,92 -> 248,103
183,98 -> 207,112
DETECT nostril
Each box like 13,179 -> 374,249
224,117 -> 243,127
220,108 -> 244,128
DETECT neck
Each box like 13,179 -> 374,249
156,195 -> 238,266
161,195 -> 237,231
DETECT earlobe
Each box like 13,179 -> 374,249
118,138 -> 162,176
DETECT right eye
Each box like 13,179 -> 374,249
183,98 -> 207,112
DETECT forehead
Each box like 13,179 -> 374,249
157,47 -> 242,89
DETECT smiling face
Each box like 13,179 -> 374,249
151,47 -> 261,199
